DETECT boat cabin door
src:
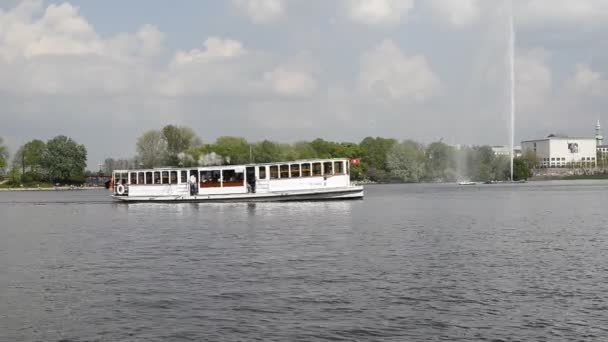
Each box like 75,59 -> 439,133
189,169 -> 199,195
246,167 -> 255,193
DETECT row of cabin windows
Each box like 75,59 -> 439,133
115,160 -> 348,184
261,161 -> 345,180
116,170 -> 188,185
117,170 -> 245,186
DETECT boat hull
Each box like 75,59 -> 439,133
112,186 -> 364,203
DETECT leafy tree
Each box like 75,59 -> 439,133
386,140 -> 426,182
0,137 -> 8,173
13,139 -> 47,182
425,141 -> 456,181
209,136 -> 251,164
161,125 -> 201,166
136,130 -> 167,168
359,137 -> 397,181
42,136 -> 87,184
252,140 -> 286,163
513,157 -> 531,180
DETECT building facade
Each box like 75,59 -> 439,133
521,136 -> 597,168
491,145 -> 522,158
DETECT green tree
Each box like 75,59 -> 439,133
252,140 -> 287,163
209,136 -> 251,164
161,125 -> 201,166
386,140 -> 426,182
425,141 -> 456,181
136,130 -> 167,168
359,137 -> 397,181
42,136 -> 87,184
13,139 -> 47,182
0,137 -> 8,173
513,157 -> 531,180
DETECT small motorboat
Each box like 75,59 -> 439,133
458,181 -> 477,185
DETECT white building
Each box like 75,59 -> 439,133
521,135 -> 597,168
491,145 -> 522,158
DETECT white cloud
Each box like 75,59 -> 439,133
568,64 -> 607,97
428,0 -> 480,28
232,0 -> 285,24
344,0 -> 415,27
515,48 -> 552,111
172,37 -> 245,66
264,67 -> 317,97
358,39 -> 440,102
0,1 -> 164,95
517,0 -> 608,28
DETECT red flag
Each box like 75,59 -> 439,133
350,158 -> 361,165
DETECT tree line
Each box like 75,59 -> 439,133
0,127 -> 532,186
0,136 -> 87,186
102,125 -> 532,182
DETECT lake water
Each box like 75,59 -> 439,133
1,181 -> 608,341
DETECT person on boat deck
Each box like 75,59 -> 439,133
190,174 -> 197,195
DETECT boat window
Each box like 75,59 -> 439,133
270,165 -> 279,179
121,173 -> 128,184
323,162 -> 333,175
201,170 -> 221,188
290,164 -> 300,178
162,171 -> 169,184
154,171 -> 161,184
146,172 -> 152,184
222,169 -> 244,187
280,164 -> 289,178
334,161 -> 344,174
181,171 -> 187,184
170,171 -> 178,184
130,172 -> 137,184
258,166 -> 266,180
138,172 -> 145,184
301,163 -> 311,177
312,163 -> 322,176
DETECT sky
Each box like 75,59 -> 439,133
1,0 -> 608,169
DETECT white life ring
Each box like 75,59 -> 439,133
116,184 -> 125,195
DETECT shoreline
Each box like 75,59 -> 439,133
0,186 -> 105,192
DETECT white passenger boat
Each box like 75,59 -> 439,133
111,158 -> 364,202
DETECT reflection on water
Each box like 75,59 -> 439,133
2,182 -> 608,341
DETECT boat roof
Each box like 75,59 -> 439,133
113,157 -> 351,173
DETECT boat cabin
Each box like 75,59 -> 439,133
112,158 -> 352,197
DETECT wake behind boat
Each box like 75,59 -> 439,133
111,158 -> 363,202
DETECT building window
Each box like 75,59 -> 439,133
290,164 -> 301,178
258,166 -> 266,180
